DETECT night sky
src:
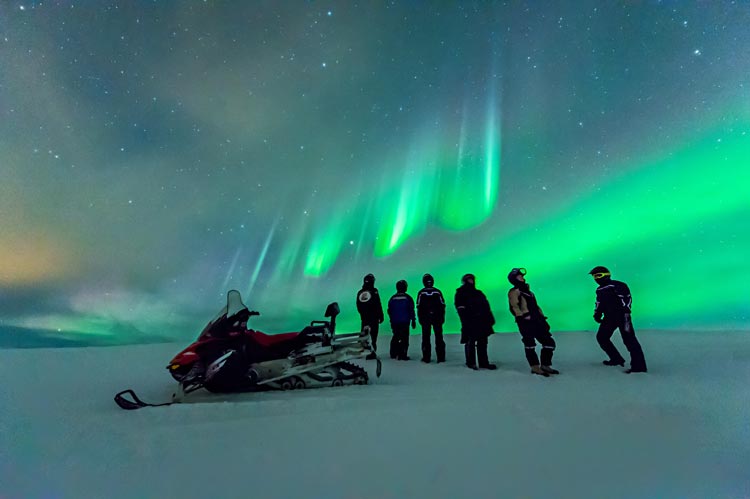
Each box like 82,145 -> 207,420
1,1 -> 748,346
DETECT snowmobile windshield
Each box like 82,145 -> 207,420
197,290 -> 251,340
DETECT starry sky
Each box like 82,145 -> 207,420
1,1 -> 748,347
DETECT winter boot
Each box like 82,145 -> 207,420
541,365 -> 559,375
421,344 -> 431,364
479,363 -> 497,370
624,367 -> 648,374
436,346 -> 446,364
466,364 -> 479,371
530,365 -> 549,377
603,359 -> 625,367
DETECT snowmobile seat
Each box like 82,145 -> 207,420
247,330 -> 300,348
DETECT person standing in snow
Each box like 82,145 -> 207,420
507,268 -> 559,376
589,266 -> 647,373
357,273 -> 384,360
387,280 -> 416,360
454,274 -> 497,370
416,273 -> 446,363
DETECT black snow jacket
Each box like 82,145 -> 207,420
594,278 -> 632,321
454,284 -> 495,343
357,286 -> 384,324
416,286 -> 446,325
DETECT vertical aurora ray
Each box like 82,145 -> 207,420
437,85 -> 502,231
303,213 -> 349,276
354,199 -> 376,258
373,179 -> 419,257
483,91 -> 501,213
373,145 -> 439,257
219,246 -> 243,295
387,193 -> 409,250
273,231 -> 304,282
436,107 -> 471,231
246,218 -> 278,295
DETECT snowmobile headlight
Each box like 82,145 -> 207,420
169,364 -> 181,370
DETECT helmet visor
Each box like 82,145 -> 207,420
592,272 -> 610,279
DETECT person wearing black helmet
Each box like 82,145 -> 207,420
507,268 -> 558,376
589,266 -> 647,373
416,273 -> 446,363
454,274 -> 497,370
387,280 -> 416,360
357,273 -> 384,360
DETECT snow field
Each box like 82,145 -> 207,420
1,330 -> 748,499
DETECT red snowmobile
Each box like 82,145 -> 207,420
115,290 -> 380,410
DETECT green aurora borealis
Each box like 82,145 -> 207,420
0,2 -> 748,346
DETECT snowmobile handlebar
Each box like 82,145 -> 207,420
248,310 -> 260,317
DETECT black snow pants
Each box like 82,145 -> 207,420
421,321 -> 445,362
516,317 -> 556,367
390,323 -> 410,360
464,336 -> 489,368
596,314 -> 647,371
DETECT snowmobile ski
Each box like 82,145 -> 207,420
114,389 -> 175,410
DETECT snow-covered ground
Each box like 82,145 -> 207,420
1,330 -> 748,499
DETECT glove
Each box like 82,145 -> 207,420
411,319 -> 416,329
593,313 -> 603,324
